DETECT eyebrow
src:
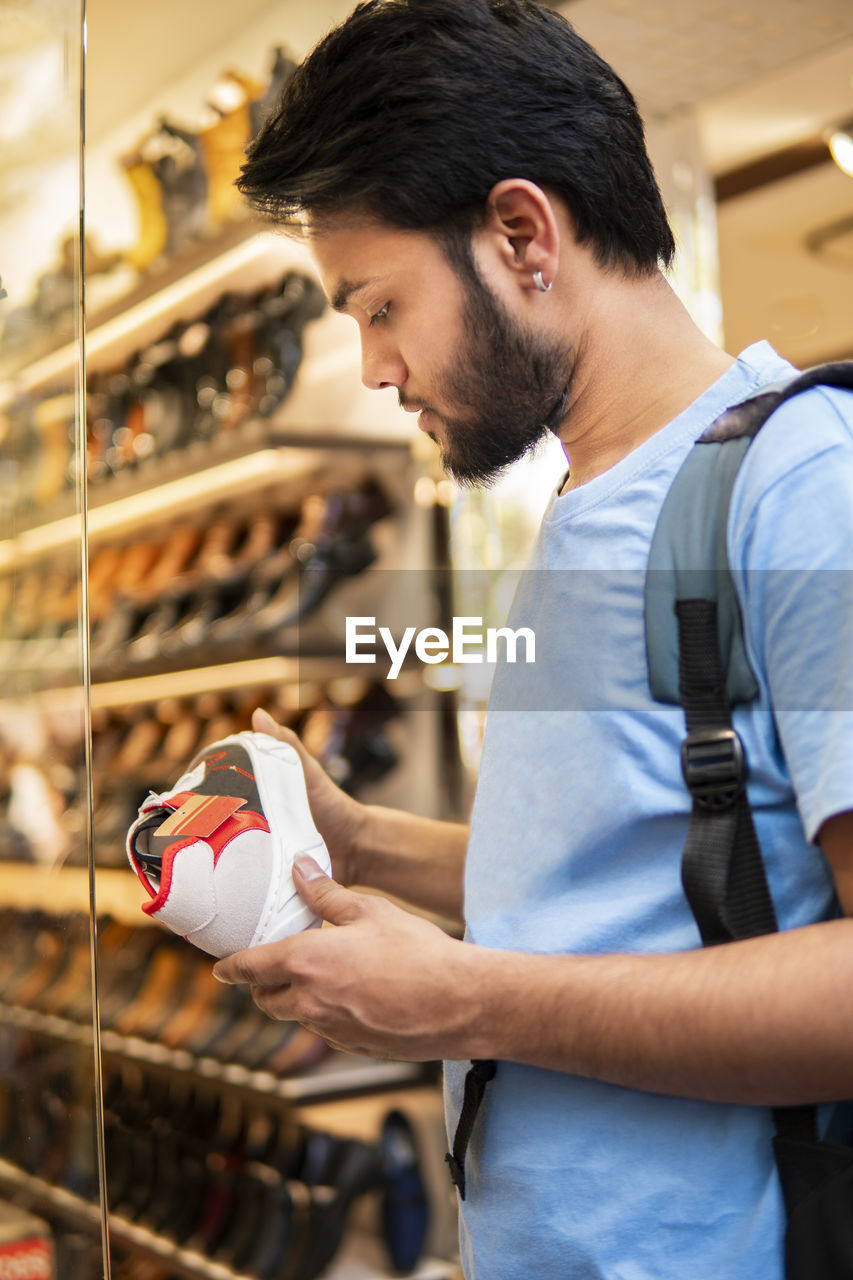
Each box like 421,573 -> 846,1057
331,275 -> 388,313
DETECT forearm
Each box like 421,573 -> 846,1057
351,804 -> 468,922
462,919 -> 853,1105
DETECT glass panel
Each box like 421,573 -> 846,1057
0,2 -> 107,1275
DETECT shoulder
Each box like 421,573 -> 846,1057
728,380 -> 853,572
737,381 -> 853,493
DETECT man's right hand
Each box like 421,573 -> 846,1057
251,706 -> 366,886
252,705 -> 469,922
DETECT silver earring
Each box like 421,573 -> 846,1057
533,270 -> 552,293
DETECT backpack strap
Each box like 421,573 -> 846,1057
647,359 -> 853,1148
675,595 -> 818,1146
645,361 -> 853,707
646,360 -> 853,918
674,594 -> 781,945
445,1059 -> 496,1199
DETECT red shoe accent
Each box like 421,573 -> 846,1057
206,810 -> 270,864
157,792 -> 247,838
140,834 -> 196,914
140,802 -> 271,917
206,763 -> 257,783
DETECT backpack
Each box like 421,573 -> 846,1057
644,359 -> 853,1279
447,361 -> 853,1279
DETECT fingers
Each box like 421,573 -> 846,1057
292,855 -> 365,925
249,983 -> 294,1020
213,941 -> 293,987
252,707 -> 318,773
252,706 -> 300,748
212,861 -> 364,987
215,945 -> 328,1030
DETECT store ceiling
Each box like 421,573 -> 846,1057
81,0 -> 853,162
560,0 -> 853,133
552,0 -> 853,363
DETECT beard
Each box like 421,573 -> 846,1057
403,259 -> 574,488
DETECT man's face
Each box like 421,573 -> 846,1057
312,220 -> 572,486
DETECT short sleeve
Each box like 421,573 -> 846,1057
728,386 -> 853,843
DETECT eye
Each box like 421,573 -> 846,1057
368,303 -> 390,327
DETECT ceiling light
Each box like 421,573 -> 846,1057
828,126 -> 853,177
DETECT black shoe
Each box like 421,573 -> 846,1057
380,1109 -> 430,1274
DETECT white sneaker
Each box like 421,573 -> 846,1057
126,731 -> 331,957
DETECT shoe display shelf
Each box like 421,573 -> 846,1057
0,899 -> 454,1280
0,901 -> 428,1107
0,216 -> 270,394
0,897 -> 430,1104
0,217 -> 412,511
0,217 -> 461,1277
0,208 -> 456,815
0,441 -> 417,682
0,216 -> 412,542
0,208 -> 457,901
0,1158 -> 457,1280
0,887 -> 451,1276
0,213 -> 446,688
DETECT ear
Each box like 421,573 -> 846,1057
481,179 -> 560,293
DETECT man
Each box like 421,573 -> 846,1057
212,2 -> 853,1275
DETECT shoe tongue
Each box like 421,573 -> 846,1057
133,810 -> 169,846
133,792 -> 249,889
131,810 -> 170,885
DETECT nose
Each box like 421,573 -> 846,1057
360,332 -> 408,392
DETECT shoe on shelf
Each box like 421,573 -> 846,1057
126,731 -> 330,957
379,1109 -> 430,1273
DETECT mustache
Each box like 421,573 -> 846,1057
398,392 -> 431,415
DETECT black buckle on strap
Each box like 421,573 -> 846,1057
680,728 -> 745,811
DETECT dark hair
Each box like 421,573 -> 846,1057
238,0 -> 675,275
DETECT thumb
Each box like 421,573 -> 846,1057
253,707 -> 314,770
293,855 -> 363,925
253,706 -> 292,740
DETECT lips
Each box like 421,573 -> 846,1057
401,402 -> 434,431
399,398 -> 439,436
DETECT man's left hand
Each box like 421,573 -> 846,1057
212,854 -> 476,1061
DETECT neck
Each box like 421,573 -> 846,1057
555,269 -> 734,491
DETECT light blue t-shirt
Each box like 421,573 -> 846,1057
445,342 -> 853,1280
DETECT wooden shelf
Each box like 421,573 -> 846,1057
0,440 -> 402,570
0,652 -> 424,715
0,427 -> 411,569
0,221 -> 307,403
87,655 -> 364,709
0,993 -> 428,1108
0,864 -> 145,926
